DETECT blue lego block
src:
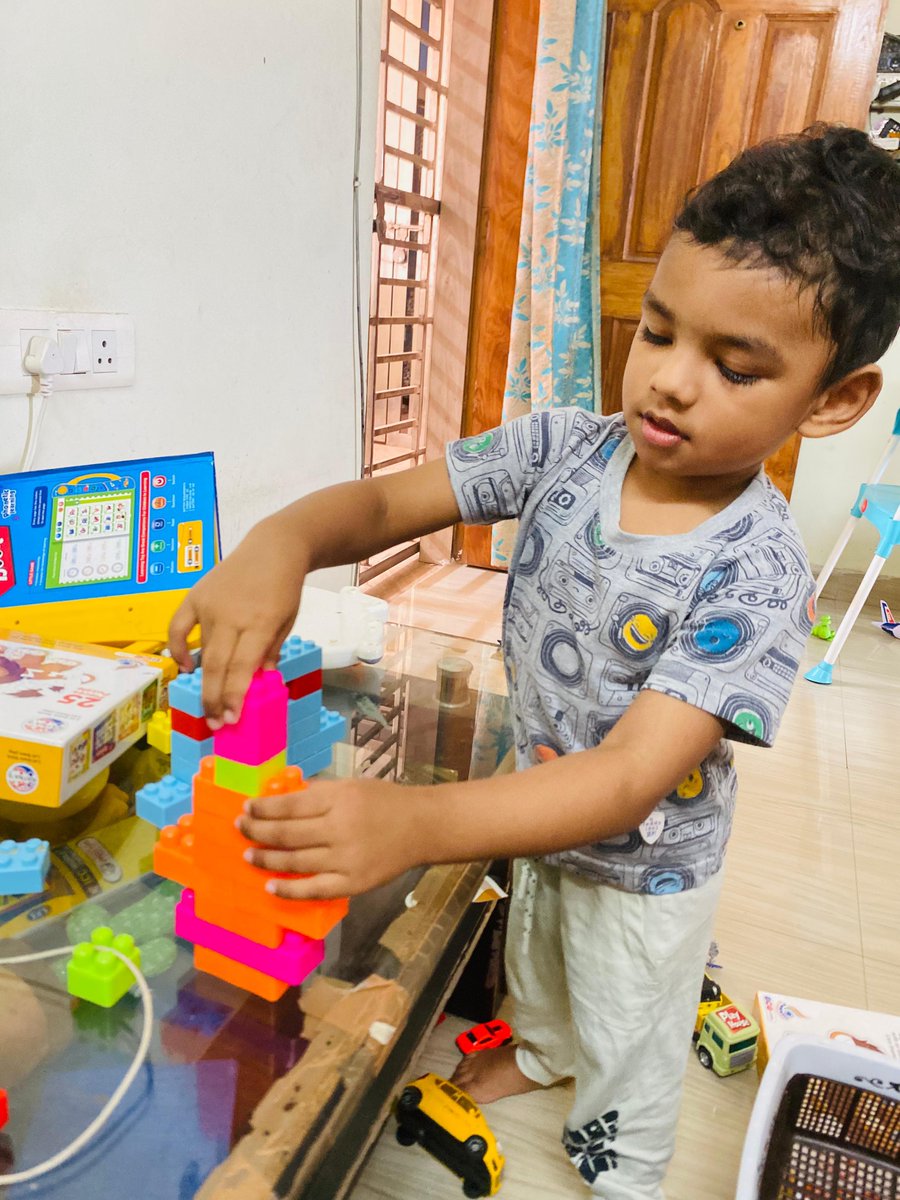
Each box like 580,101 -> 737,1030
288,711 -> 320,744
277,637 -> 322,684
169,670 -> 205,718
289,747 -> 333,778
0,838 -> 50,895
170,730 -> 214,783
136,776 -> 193,828
288,692 -> 322,723
288,709 -> 347,763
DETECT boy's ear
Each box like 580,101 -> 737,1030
798,364 -> 883,439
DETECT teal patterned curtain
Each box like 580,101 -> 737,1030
491,0 -> 606,567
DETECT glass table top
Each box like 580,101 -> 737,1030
0,624 -> 511,1199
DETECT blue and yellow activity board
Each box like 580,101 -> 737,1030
0,454 -> 219,644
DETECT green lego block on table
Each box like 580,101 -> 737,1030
67,925 -> 142,1009
213,750 -> 287,797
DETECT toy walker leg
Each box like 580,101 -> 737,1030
814,512 -> 860,603
805,553 -> 887,685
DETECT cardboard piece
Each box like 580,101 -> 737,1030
754,990 -> 900,1075
197,975 -> 410,1199
378,864 -> 469,964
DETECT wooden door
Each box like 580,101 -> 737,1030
600,0 -> 887,496
462,0 -> 886,567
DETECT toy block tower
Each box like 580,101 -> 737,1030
152,667 -> 348,1001
138,638 -> 345,829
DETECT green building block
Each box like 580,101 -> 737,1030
67,926 -> 142,1009
214,750 -> 286,797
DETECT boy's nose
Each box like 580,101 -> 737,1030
649,352 -> 701,409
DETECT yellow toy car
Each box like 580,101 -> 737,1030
395,1072 -> 505,1197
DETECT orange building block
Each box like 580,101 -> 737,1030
193,892 -> 284,949
194,945 -> 288,1002
192,757 -> 248,821
193,864 -> 347,940
153,815 -> 196,888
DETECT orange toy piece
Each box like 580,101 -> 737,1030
194,945 -> 288,1002
193,892 -> 284,949
153,815 -> 197,888
193,864 -> 348,941
192,757 -> 249,822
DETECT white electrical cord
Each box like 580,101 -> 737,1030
18,335 -> 62,474
18,376 -> 54,474
0,943 -> 153,1185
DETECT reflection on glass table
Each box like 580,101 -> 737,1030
0,624 -> 511,1200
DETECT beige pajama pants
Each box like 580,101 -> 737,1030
505,859 -> 724,1197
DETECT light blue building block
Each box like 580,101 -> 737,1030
136,776 -> 193,828
289,747 -> 333,778
170,730 -> 214,782
277,637 -> 322,684
288,711 -> 321,744
168,670 -> 205,718
0,838 -> 50,895
288,709 -> 347,763
289,692 -> 322,723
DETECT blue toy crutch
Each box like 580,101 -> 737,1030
805,408 -> 900,685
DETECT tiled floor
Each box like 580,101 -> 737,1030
355,562 -> 900,1200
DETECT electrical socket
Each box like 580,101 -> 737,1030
91,329 -> 118,373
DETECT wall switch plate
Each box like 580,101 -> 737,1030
0,310 -> 134,394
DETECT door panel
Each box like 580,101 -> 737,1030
599,0 -> 886,498
463,0 -> 886,567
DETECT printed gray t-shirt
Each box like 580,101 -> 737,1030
446,409 -> 815,895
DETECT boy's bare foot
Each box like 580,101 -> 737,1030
450,1044 -> 545,1105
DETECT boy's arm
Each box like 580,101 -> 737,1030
240,689 -> 727,898
168,458 -> 461,723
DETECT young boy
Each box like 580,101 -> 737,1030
169,125 -> 899,1196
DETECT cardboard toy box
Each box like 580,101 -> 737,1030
754,990 -> 900,1076
0,631 -> 163,808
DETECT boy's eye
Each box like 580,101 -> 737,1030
640,326 -> 670,347
717,362 -> 759,387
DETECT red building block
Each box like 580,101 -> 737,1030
194,945 -> 288,1002
287,670 -> 322,701
170,708 -> 214,741
213,670 -> 288,766
153,815 -> 197,889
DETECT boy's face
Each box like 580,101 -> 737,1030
621,234 -> 833,481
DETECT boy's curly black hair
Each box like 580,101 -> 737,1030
674,124 -> 900,389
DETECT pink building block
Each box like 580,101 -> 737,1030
213,670 -> 288,766
175,888 -> 323,985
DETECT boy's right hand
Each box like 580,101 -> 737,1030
168,521 -> 307,728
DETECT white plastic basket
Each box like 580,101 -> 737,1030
735,1036 -> 900,1199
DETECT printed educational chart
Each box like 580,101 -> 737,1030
0,455 -> 219,643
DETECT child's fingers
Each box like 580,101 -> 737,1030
168,598 -> 199,671
243,846 -> 323,873
265,873 -> 348,901
243,787 -> 329,822
237,813 -> 328,849
219,629 -> 282,723
199,627 -> 240,726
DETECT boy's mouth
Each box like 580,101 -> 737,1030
641,412 -> 687,448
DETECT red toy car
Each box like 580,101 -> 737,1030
0,1088 -> 8,1130
455,1019 -> 513,1056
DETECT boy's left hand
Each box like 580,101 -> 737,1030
237,779 -> 424,900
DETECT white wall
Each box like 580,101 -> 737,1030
792,338 -> 900,573
0,1 -> 380,585
790,2 -> 899,574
